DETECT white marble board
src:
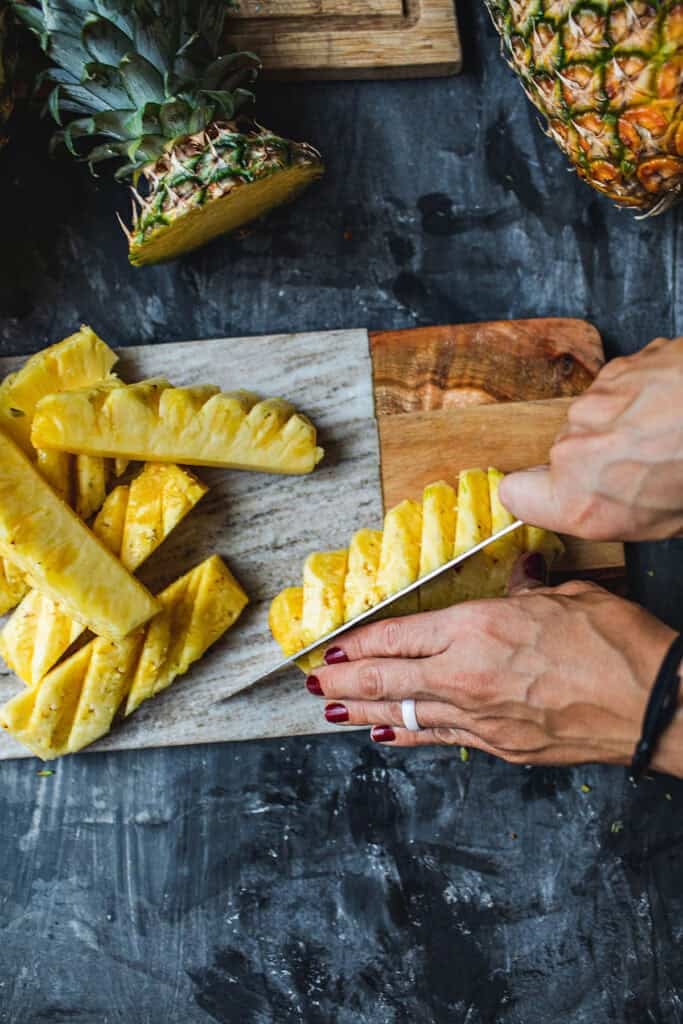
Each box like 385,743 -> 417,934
0,329 -> 381,759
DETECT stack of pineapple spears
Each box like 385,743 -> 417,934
0,326 -> 324,760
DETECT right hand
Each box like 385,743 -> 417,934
500,336 -> 683,541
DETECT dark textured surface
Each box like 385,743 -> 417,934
2,2 -> 683,1021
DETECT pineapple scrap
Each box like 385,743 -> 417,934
0,556 -> 248,759
31,379 -> 324,475
0,326 -> 118,612
0,464 -> 207,685
270,467 -> 564,667
0,431 -> 160,640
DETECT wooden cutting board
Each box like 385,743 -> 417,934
0,318 -> 622,760
226,0 -> 462,79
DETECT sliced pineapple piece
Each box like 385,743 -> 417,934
268,587 -> 305,658
0,464 -> 207,686
0,556 -> 248,759
376,499 -> 422,614
31,380 -> 324,475
35,449 -> 72,503
419,481 -> 457,612
453,469 -> 491,556
0,432 -> 159,640
344,528 -> 382,621
0,325 -> 117,455
0,558 -> 29,616
301,550 -> 348,647
486,468 -> 524,591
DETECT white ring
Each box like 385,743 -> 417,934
401,698 -> 421,732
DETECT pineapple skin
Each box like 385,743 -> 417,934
0,555 -> 248,759
129,122 -> 324,266
31,380 -> 324,475
0,431 -> 160,641
485,0 -> 683,213
270,468 -> 564,666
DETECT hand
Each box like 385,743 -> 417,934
499,336 -> 683,541
310,556 -> 681,774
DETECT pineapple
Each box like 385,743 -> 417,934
31,380 -> 324,474
270,467 -> 565,667
0,326 -> 119,613
485,0 -> 683,213
14,0 -> 324,266
0,555 -> 248,759
0,431 -> 160,640
0,464 -> 207,685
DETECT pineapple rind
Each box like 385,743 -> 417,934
0,556 -> 248,758
269,468 -> 564,668
0,464 -> 207,686
32,381 -> 324,475
0,432 -> 160,641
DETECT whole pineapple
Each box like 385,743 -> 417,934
14,0 -> 324,264
486,0 -> 683,213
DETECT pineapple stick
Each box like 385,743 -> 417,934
0,556 -> 248,759
0,431 -> 160,640
31,380 -> 324,475
0,464 -> 207,686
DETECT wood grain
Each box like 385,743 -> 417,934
226,0 -> 462,79
370,318 -> 605,415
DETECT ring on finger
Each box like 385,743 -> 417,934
401,698 -> 422,732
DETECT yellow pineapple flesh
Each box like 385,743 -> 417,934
0,555 -> 248,759
31,380 -> 324,475
0,464 -> 207,685
269,468 -> 564,667
0,432 -> 160,640
301,551 -> 348,645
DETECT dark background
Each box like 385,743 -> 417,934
2,3 -> 683,1022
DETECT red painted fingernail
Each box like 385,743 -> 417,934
324,647 -> 348,665
325,702 -> 349,723
306,676 -> 323,696
524,552 -> 548,583
371,726 -> 396,743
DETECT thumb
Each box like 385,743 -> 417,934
499,467 -> 566,532
507,552 -> 549,594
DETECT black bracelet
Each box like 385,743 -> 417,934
630,632 -> 683,783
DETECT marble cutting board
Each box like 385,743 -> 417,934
0,329 -> 381,759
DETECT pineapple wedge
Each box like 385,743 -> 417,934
31,380 -> 324,475
301,551 -> 348,646
0,464 -> 207,685
270,468 -> 565,667
0,556 -> 248,759
0,431 -> 160,640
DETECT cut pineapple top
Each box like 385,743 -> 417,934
0,326 -> 117,455
31,379 -> 324,475
0,463 -> 207,686
0,431 -> 160,640
270,467 -> 564,669
0,555 -> 249,760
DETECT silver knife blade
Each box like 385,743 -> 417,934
231,518 -> 523,695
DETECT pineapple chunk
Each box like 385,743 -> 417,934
419,481 -> 457,612
301,550 -> 348,646
75,454 -> 109,521
268,585 -> 322,674
0,326 -> 117,455
36,449 -> 72,503
0,556 -> 248,758
486,468 -> 524,590
0,431 -> 160,640
31,380 -> 324,475
344,528 -> 382,621
0,464 -> 207,686
453,469 -> 491,556
376,499 -> 422,613
0,558 -> 29,616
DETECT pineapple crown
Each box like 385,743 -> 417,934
13,0 -> 260,177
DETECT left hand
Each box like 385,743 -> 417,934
308,556 -> 681,774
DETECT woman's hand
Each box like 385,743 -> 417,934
310,560 -> 681,774
499,336 -> 683,541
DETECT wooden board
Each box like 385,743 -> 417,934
226,0 -> 462,79
370,318 -> 625,576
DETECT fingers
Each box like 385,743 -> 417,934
311,654 -> 445,703
325,698 -> 465,729
507,552 -> 549,594
498,467 -> 567,532
323,609 -> 454,664
369,724 -> 506,755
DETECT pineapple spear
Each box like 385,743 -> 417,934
13,0 -> 324,265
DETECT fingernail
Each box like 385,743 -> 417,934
371,725 -> 396,743
306,676 -> 323,696
523,552 -> 548,583
324,646 -> 348,665
325,702 -> 349,723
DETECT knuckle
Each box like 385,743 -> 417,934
434,727 -> 461,746
380,619 -> 404,657
358,663 -> 384,701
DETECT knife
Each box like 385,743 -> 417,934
237,518 -> 524,693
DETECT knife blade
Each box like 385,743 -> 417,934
231,518 -> 524,695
